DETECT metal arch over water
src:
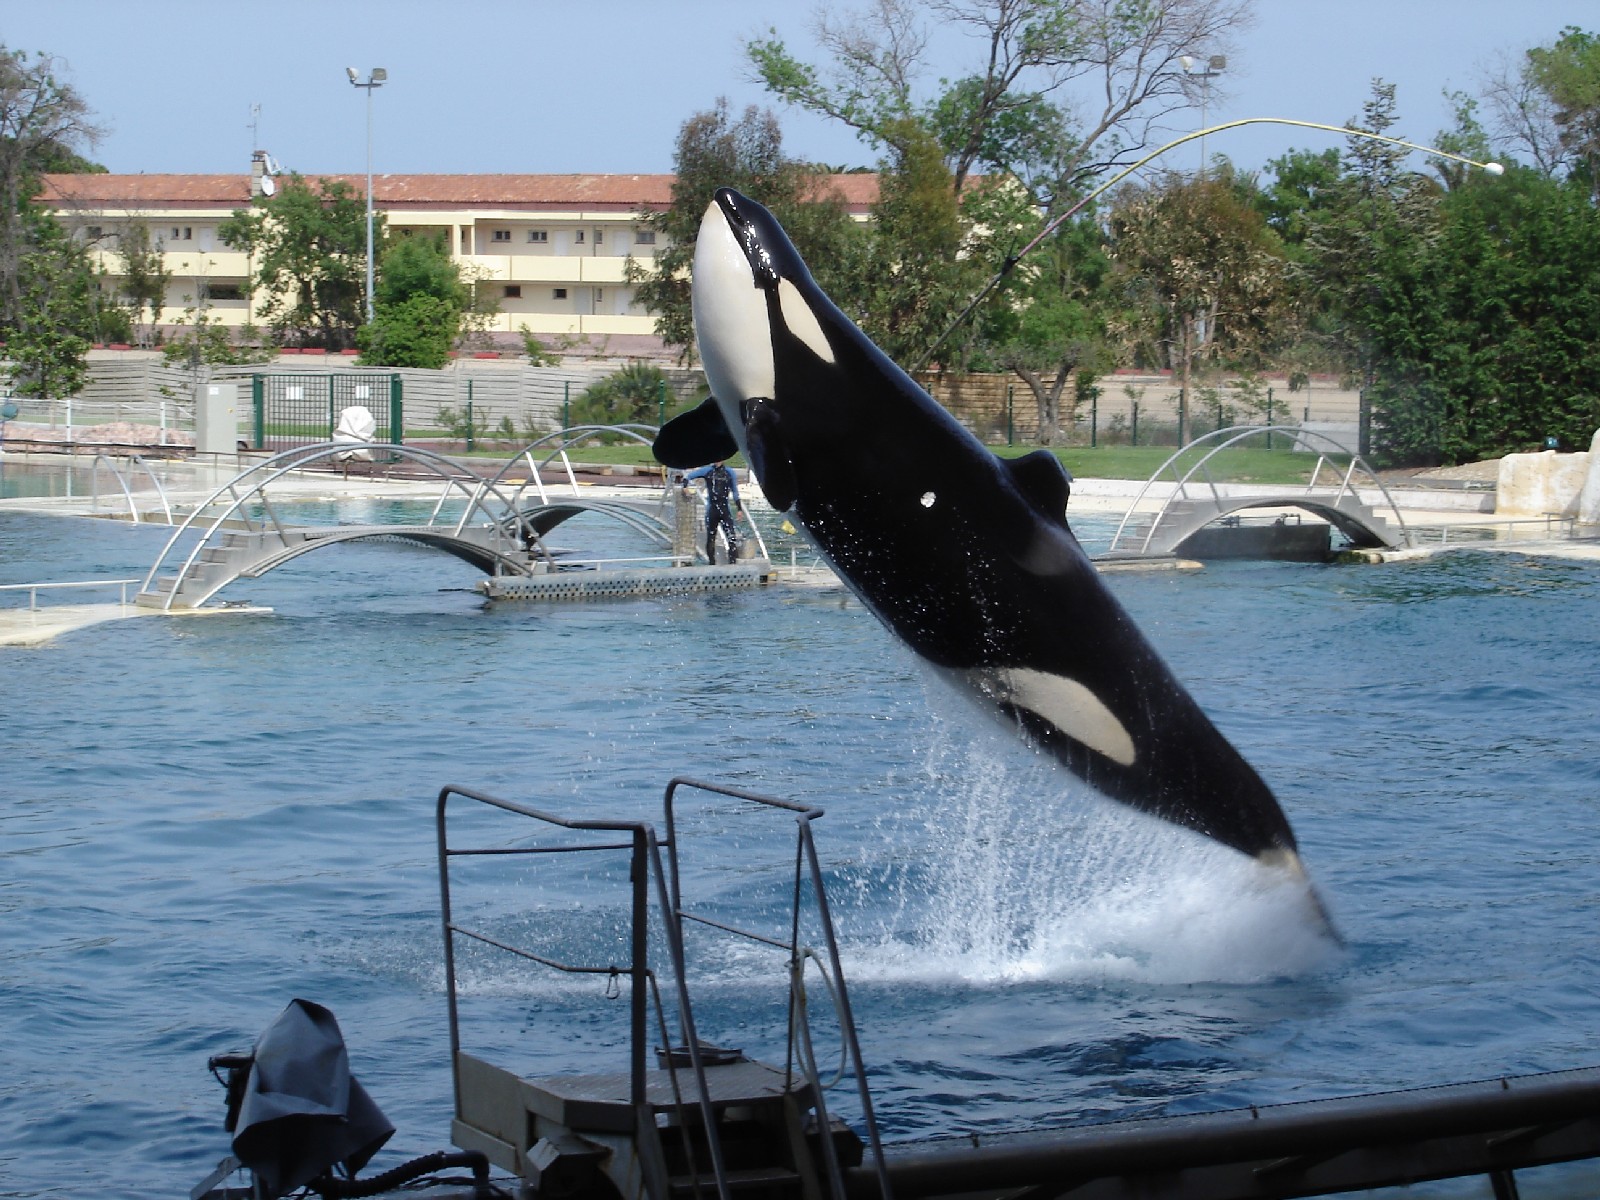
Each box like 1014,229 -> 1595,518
136,441 -> 547,611
456,425 -> 682,554
1107,426 -> 1410,559
468,427 -> 772,564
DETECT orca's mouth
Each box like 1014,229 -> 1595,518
713,187 -> 791,292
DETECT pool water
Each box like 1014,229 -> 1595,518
2,506 -> 1598,1198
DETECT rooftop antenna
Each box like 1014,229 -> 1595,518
249,102 -> 261,154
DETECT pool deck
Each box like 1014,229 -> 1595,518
0,601 -> 275,647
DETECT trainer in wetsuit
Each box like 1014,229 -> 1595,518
683,461 -> 743,564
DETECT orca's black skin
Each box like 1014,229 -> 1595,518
658,187 -> 1301,866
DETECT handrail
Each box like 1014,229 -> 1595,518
1107,425 -> 1412,555
88,453 -> 175,525
0,578 -> 141,609
516,499 -> 677,550
662,777 -> 893,1200
138,442 -> 547,609
89,454 -> 141,523
473,425 -> 661,522
436,784 -> 732,1200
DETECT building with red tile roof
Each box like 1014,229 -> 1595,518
40,167 -> 879,354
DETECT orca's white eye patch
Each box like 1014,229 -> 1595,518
977,667 -> 1137,767
777,278 -> 835,364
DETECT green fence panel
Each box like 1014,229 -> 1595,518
250,374 -> 404,451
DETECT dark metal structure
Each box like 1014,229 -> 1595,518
841,1067 -> 1600,1199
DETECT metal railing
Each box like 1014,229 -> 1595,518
0,578 -> 142,609
1412,514 -> 1579,545
1109,425 -> 1412,556
89,453 -> 174,525
662,778 -> 891,1200
139,442 -> 545,609
435,779 -> 892,1200
437,784 -> 734,1200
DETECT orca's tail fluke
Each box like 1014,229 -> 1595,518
1258,847 -> 1344,946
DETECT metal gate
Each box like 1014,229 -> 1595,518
249,373 -> 403,450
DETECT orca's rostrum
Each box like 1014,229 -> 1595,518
656,187 -> 1329,913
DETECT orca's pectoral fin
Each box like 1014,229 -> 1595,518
653,397 -> 739,468
743,398 -> 798,512
1002,449 -> 1073,519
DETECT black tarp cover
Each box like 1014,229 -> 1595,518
231,998 -> 395,1199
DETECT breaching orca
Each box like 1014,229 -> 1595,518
657,187 -> 1330,919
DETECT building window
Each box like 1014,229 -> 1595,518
594,230 -> 602,244
209,282 -> 246,302
86,225 -> 103,239
527,230 -> 547,243
634,230 -> 655,245
574,230 -> 585,244
594,289 -> 603,303
504,285 -> 522,299
553,288 -> 567,299
170,226 -> 192,241
492,229 -> 511,242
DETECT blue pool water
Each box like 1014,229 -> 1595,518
2,504 -> 1599,1197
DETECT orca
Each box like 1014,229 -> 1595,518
656,187 -> 1329,914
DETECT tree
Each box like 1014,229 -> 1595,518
0,46 -> 103,331
1362,167 -> 1600,463
859,118 -> 980,366
220,174 -> 371,351
1110,165 -> 1289,443
0,46 -> 103,401
1525,26 -> 1600,192
6,204 -> 95,400
626,99 -> 864,360
115,220 -> 169,347
567,363 -> 688,440
357,233 -> 473,368
1296,83 -> 1442,407
978,207 -> 1116,444
748,0 -> 1254,203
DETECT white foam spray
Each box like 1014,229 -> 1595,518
842,693 -> 1341,987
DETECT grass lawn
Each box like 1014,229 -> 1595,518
450,437 -> 1346,486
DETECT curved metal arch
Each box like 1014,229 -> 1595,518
139,441 -> 545,611
232,526 -> 532,579
90,453 -> 174,525
518,499 -> 676,547
1107,425 -> 1411,556
457,425 -> 663,536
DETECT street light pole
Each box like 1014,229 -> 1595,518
1180,55 -> 1226,177
345,66 -> 387,323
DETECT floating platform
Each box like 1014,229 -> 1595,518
478,560 -> 775,601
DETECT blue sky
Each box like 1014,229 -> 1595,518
5,1 -> 1595,180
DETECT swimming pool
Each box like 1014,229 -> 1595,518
2,503 -> 1598,1197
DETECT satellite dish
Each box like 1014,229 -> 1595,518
260,175 -> 276,197
263,154 -> 282,176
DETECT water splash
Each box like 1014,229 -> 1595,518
843,695 -> 1340,987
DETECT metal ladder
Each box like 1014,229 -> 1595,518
436,778 -> 892,1200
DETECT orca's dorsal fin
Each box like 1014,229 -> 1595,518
1003,449 -> 1073,519
653,397 -> 739,469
